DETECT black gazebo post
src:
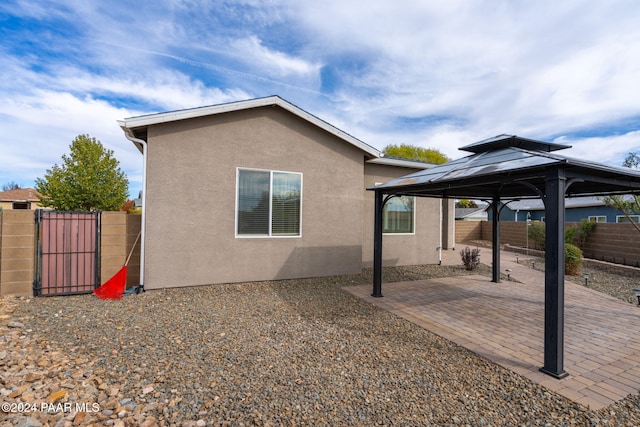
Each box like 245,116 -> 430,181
372,189 -> 384,297
491,195 -> 501,283
540,166 -> 569,379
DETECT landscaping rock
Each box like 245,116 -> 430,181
2,264 -> 640,425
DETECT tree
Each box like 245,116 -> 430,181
602,153 -> 640,233
455,199 -> 478,208
382,143 -> 450,164
1,181 -> 21,191
35,134 -> 129,211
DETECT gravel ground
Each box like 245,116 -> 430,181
522,257 -> 640,305
2,263 -> 640,426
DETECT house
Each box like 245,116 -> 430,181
488,196 -> 639,223
0,188 -> 44,210
119,96 -> 455,290
455,206 -> 488,221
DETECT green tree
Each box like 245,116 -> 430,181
602,153 -> 640,233
35,134 -> 129,211
382,143 -> 450,164
455,199 -> 478,208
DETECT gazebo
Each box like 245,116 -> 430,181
370,135 -> 640,379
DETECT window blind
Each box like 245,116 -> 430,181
237,169 -> 270,235
237,169 -> 302,236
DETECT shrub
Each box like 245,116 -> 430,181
529,219 -> 595,251
564,226 -> 579,247
527,221 -> 546,250
565,219 -> 595,248
565,243 -> 583,275
460,247 -> 481,271
578,219 -> 595,247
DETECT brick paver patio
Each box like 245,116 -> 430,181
346,249 -> 640,410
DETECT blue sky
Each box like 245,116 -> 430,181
2,0 -> 640,197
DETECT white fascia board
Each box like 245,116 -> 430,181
118,96 -> 282,128
117,96 -> 381,158
367,157 -> 435,170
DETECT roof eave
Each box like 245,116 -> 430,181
367,157 -> 435,169
118,96 -> 381,158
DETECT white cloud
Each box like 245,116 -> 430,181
230,36 -> 320,78
0,90 -> 142,190
557,132 -> 640,166
274,0 -> 640,164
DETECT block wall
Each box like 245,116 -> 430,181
0,211 -> 35,296
0,211 -> 141,296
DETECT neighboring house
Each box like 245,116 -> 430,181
455,207 -> 488,221
119,96 -> 455,290
0,188 -> 44,210
488,196 -> 639,223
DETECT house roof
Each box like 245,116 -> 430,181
367,155 -> 436,169
0,188 -> 42,202
455,207 -> 488,219
119,95 -> 383,158
505,196 -> 614,211
372,135 -> 640,199
460,134 -> 571,153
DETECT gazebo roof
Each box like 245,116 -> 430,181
371,135 -> 640,199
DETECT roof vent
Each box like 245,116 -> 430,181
459,134 -> 571,153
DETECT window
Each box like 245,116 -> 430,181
12,202 -> 29,209
383,196 -> 415,234
236,168 -> 302,237
617,215 -> 640,223
588,216 -> 607,223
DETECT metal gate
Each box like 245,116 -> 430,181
33,210 -> 101,296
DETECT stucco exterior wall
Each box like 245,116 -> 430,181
362,163 -> 441,267
143,106 -> 366,289
0,201 -> 43,210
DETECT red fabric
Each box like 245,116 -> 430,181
93,266 -> 127,300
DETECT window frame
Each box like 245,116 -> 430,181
235,167 -> 303,238
616,215 -> 640,224
382,195 -> 416,235
12,202 -> 30,209
588,215 -> 607,223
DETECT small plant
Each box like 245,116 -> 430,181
565,243 -> 583,275
527,221 -> 546,250
460,247 -> 481,271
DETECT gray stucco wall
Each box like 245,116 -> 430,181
362,163 -> 442,267
144,106 -> 366,289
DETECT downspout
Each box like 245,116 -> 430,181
122,130 -> 147,289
